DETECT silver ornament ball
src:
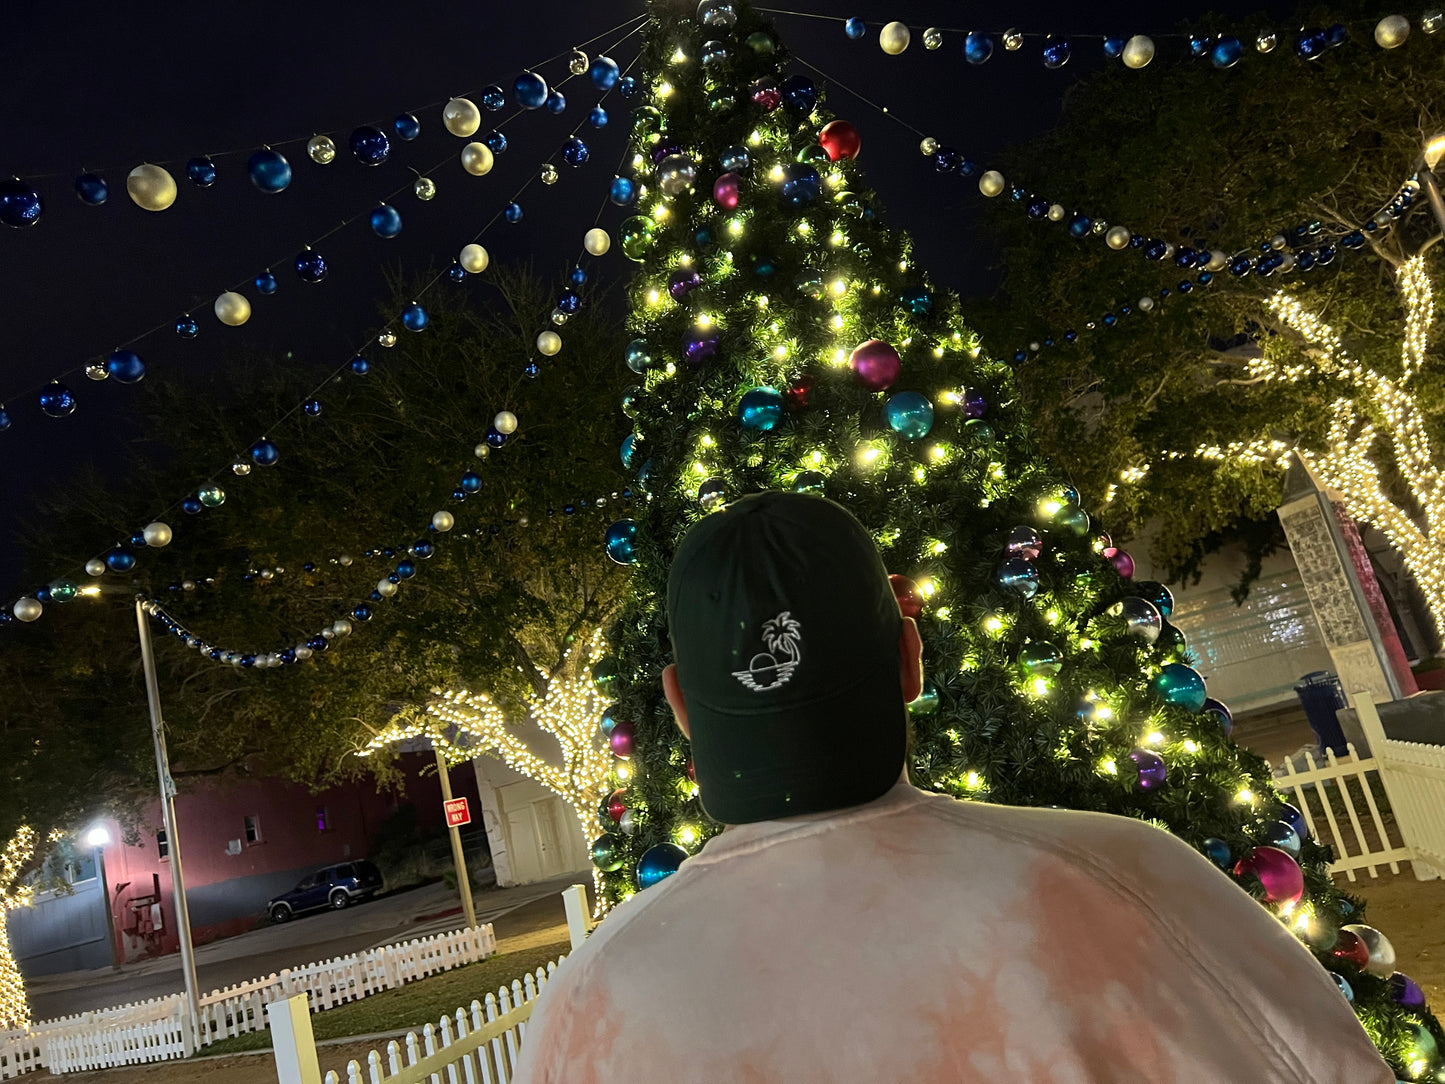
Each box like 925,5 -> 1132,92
978,170 -> 1006,197
1003,28 -> 1024,50
540,163 -> 559,185
459,243 -> 489,274
1138,296 -> 1156,312
569,49 -> 589,75
232,461 -> 252,476
1256,30 -> 1277,52
414,177 -> 437,201
1341,924 -> 1397,978
655,154 -> 697,197
378,329 -> 398,348
432,511 -> 455,532
85,558 -> 106,577
1047,204 -> 1066,222
1105,226 -> 1132,250
127,163 -> 178,211
1425,11 -> 1445,34
922,27 -> 943,50
12,597 -> 42,623
879,21 -> 911,54
494,410 -> 519,435
143,522 -> 173,548
307,135 -> 337,164
1375,15 -> 1411,47
85,364 -> 108,381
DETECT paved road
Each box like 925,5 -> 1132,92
25,873 -> 584,1021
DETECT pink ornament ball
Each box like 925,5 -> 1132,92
1104,546 -> 1135,578
609,720 -> 635,759
713,172 -> 741,210
1233,845 -> 1303,906
848,339 -> 901,391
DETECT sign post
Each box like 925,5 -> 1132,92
435,748 -> 478,931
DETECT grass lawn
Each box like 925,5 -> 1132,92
197,938 -> 570,1057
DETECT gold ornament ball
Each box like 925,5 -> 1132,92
432,510 -> 456,532
232,461 -> 251,476
978,170 -> 1006,197
1206,250 -> 1228,271
143,521 -> 173,547
584,227 -> 611,256
919,137 -> 939,156
307,134 -> 337,164
922,27 -> 943,50
85,364 -> 107,381
569,49 -> 589,75
1002,28 -> 1024,50
1427,11 -> 1445,33
377,579 -> 398,598
460,141 -> 494,177
443,97 -> 481,137
494,410 -> 519,435
1047,204 -> 1065,222
1122,35 -> 1155,68
414,176 -> 437,201
879,21 -> 911,54
12,597 -> 42,623
1105,226 -> 1132,250
378,328 -> 398,348
459,243 -> 490,273
474,443 -> 491,459
126,163 -> 177,211
1375,15 -> 1410,47
540,163 -> 559,185
1255,29 -> 1277,51
537,330 -> 563,356
214,291 -> 252,327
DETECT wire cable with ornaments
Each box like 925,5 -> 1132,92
757,9 -> 1424,69
2,33 -> 651,629
0,14 -> 648,427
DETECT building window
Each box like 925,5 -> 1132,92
316,806 -> 329,832
157,830 -> 169,859
244,816 -> 262,844
66,855 -> 97,884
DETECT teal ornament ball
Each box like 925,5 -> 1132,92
996,558 -> 1039,599
884,391 -> 934,439
591,656 -> 619,693
907,680 -> 940,715
1150,662 -> 1207,712
1135,579 -> 1175,618
620,433 -> 637,469
625,338 -> 655,374
590,833 -> 626,872
636,843 -> 688,889
738,387 -> 785,431
1018,641 -> 1062,674
1201,838 -> 1230,867
604,519 -> 639,564
900,287 -> 933,315
793,470 -> 826,493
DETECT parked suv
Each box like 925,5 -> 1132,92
266,860 -> 383,923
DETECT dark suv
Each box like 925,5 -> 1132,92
266,860 -> 383,922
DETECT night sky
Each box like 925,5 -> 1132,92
0,0 -> 1294,602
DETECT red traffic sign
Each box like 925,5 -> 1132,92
444,797 -> 471,827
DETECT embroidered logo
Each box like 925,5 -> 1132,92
732,611 -> 802,692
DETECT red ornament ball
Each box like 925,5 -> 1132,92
749,77 -> 782,111
818,120 -> 862,161
785,374 -> 815,410
609,719 -> 635,759
889,574 -> 923,619
686,758 -> 696,783
606,788 -> 628,822
713,172 -> 741,210
1332,929 -> 1371,970
849,339 -> 901,391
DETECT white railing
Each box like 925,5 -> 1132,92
0,924 -> 496,1077
270,956 -> 563,1084
1355,692 -> 1445,880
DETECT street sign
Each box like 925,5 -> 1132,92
444,797 -> 471,828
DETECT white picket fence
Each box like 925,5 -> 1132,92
1273,692 -> 1443,883
0,924 -> 496,1077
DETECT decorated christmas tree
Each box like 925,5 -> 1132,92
587,0 -> 1441,1074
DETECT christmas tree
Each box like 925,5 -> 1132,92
588,0 -> 1441,1073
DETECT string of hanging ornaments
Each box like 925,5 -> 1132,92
758,10 -> 1426,68
3,57 -> 654,642
0,24 -> 648,426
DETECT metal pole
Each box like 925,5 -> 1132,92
94,847 -> 121,972
1419,166 -> 1445,238
135,599 -> 202,1037
434,747 -> 478,930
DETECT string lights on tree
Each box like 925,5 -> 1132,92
0,826 -> 37,1030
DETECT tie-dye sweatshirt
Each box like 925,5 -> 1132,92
514,782 -> 1391,1083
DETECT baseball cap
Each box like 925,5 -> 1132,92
665,491 -> 907,824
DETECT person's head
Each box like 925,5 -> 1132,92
663,491 -> 923,825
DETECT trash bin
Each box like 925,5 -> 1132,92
1293,671 -> 1349,756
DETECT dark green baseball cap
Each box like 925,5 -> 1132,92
665,491 -> 907,824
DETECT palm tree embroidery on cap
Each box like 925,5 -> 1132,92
732,612 -> 802,692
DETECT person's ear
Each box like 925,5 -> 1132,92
662,663 -> 691,739
899,617 -> 923,704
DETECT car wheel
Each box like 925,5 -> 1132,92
329,889 -> 350,910
270,904 -> 292,924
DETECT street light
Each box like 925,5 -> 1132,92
83,824 -> 121,972
1417,133 -> 1445,237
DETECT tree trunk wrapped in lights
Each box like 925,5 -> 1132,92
587,0 -> 1442,1072
0,827 -> 36,1030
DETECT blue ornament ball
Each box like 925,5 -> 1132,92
1296,28 -> 1329,59
402,302 -> 429,331
738,387 -> 785,431
481,85 -> 506,111
448,261 -> 466,282
1210,35 -> 1244,68
618,75 -> 637,98
589,106 -> 609,128
545,91 -> 566,115
181,497 -> 203,514
1134,579 -> 1175,618
248,149 -> 292,193
781,74 -> 818,113
0,406 -> 10,431
1201,838 -> 1231,867
570,266 -> 588,286
1103,36 -> 1125,58
1279,802 -> 1307,839
250,438 -> 280,466
844,17 -> 865,40
556,290 -> 581,314
254,270 -> 278,295
995,557 -> 1040,599
295,248 -> 328,283
1042,37 -> 1071,68
303,398 -> 322,417
609,176 -> 636,205
1201,697 -> 1233,735
38,382 -> 77,417
396,559 -> 416,579
588,55 -> 620,90
184,156 -> 216,186
604,519 -> 639,564
351,604 -> 373,622
562,137 -> 590,167
394,112 -> 421,140
1262,819 -> 1302,858
620,433 -> 637,469
105,350 -> 146,384
413,538 -> 436,558
884,391 -> 934,439
460,471 -> 482,493
485,130 -> 508,154
175,314 -> 199,338
779,162 -> 820,206
370,204 -> 402,238
1150,662 -> 1208,712
349,356 -> 370,375
1332,973 -> 1353,1001
720,146 -> 751,172
485,426 -> 508,448
964,31 -> 995,64
106,547 -> 136,573
75,173 -> 108,205
0,180 -> 43,228
504,202 -> 523,223
636,842 -> 688,888
513,71 -> 549,109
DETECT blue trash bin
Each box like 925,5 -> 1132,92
1293,671 -> 1349,756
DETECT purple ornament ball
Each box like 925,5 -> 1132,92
609,719 -> 635,759
1233,845 -> 1304,906
848,339 -> 901,391
713,172 -> 741,209
667,267 -> 702,300
1128,748 -> 1168,790
1389,971 -> 1426,1007
684,326 -> 720,366
1105,547 -> 1136,578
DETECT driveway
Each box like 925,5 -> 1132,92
24,872 -> 586,1021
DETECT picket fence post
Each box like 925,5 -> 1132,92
562,884 -> 593,950
1355,692 -> 1443,880
268,993 -> 322,1084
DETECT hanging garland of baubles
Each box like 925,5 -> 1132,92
0,22 -> 647,423
0,44 -> 653,627
761,10 -> 1425,68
